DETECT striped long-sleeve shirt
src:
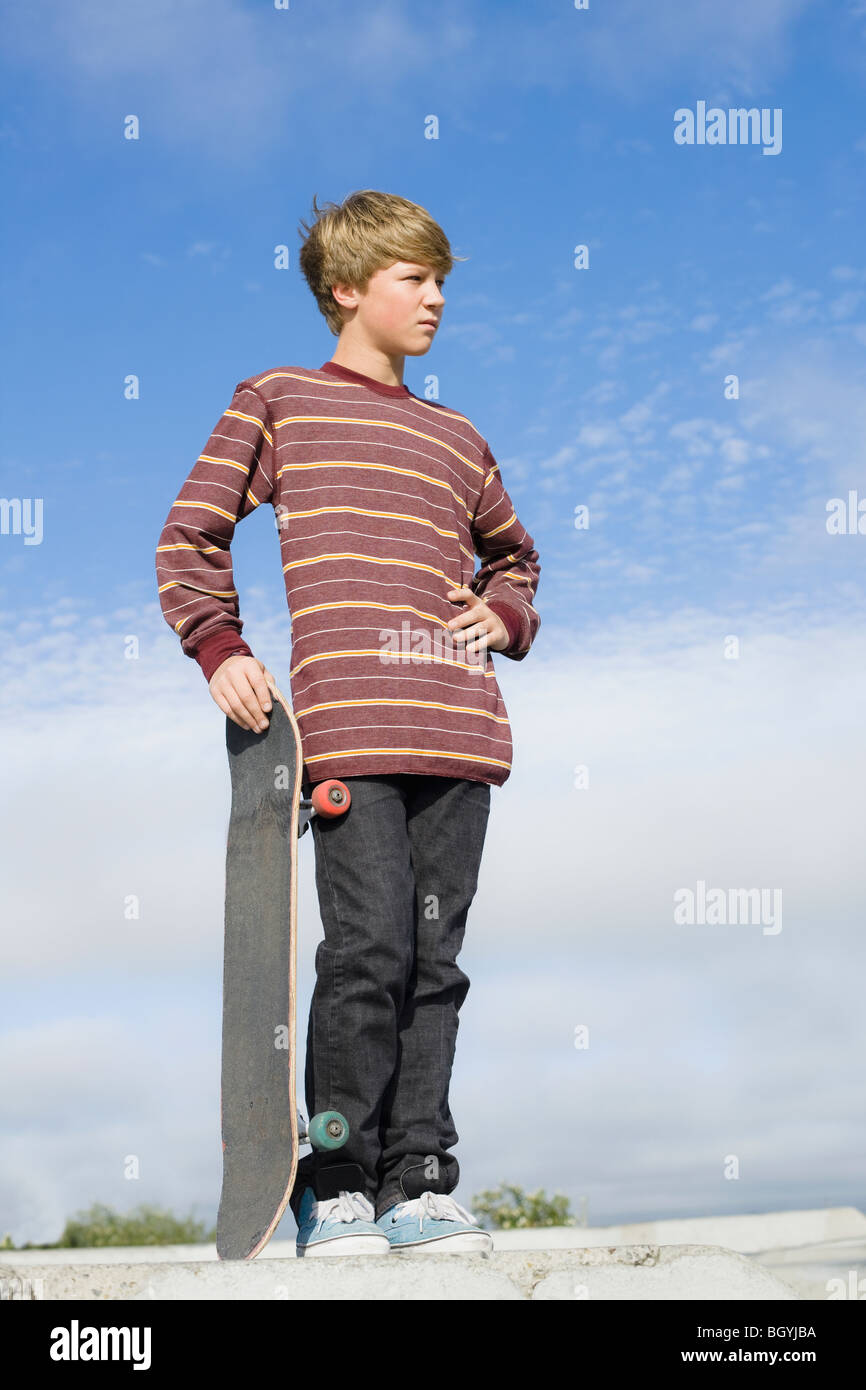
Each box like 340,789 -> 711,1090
155,359 -> 541,787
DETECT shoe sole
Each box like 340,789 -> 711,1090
297,1233 -> 391,1258
386,1231 -> 493,1253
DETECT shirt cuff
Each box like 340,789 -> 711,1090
193,631 -> 254,683
484,599 -> 522,656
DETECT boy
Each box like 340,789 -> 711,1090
155,190 -> 541,1256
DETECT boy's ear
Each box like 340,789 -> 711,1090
330,281 -> 358,312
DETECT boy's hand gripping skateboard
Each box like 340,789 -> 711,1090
216,677 -> 351,1260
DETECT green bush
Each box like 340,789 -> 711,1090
10,1202 -> 216,1249
471,1182 -> 577,1230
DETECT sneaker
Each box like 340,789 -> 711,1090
295,1187 -> 390,1258
376,1191 -> 493,1253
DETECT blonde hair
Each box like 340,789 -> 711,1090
297,189 -> 467,336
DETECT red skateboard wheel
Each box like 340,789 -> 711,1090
310,780 -> 351,818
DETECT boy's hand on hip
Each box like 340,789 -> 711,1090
209,654 -> 274,732
443,586 -> 510,656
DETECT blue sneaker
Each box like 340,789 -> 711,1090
376,1192 -> 493,1253
295,1187 -> 390,1258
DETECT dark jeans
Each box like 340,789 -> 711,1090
290,773 -> 491,1223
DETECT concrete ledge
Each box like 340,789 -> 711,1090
0,1245 -> 803,1301
490,1206 -> 866,1255
4,1210 -> 860,1300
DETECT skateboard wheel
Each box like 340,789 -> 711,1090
311,780 -> 351,818
307,1110 -> 349,1151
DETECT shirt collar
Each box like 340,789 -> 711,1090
320,360 -> 411,397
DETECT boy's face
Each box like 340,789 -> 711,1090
334,261 -> 446,355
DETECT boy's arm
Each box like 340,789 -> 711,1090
469,442 -> 541,661
155,380 -> 276,721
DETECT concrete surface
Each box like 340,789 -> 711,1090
490,1205 -> 866,1254
1,1207 -> 861,1301
0,1245 -> 801,1301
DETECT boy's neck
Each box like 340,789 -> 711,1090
328,338 -> 405,389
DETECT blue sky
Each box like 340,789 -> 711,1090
1,0 -> 865,1246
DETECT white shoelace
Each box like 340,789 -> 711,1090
313,1190 -> 375,1229
392,1191 -> 476,1229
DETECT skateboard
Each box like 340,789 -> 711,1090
216,677 -> 351,1261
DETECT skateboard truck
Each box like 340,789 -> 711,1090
297,779 -> 352,838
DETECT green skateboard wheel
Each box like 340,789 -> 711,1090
308,1110 -> 349,1151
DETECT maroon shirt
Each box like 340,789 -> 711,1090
155,360 -> 541,786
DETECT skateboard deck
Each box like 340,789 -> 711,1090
216,678 -> 349,1261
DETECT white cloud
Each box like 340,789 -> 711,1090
577,424 -> 620,450
719,436 -> 751,466
689,313 -> 720,333
828,290 -> 863,319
